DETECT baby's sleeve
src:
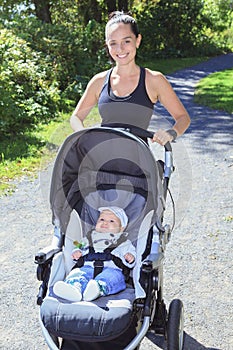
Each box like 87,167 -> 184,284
113,240 -> 136,268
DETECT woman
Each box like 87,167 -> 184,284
70,11 -> 190,145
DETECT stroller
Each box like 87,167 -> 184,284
35,125 -> 184,350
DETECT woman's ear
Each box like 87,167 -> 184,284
136,34 -> 142,49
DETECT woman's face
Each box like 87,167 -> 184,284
106,22 -> 141,65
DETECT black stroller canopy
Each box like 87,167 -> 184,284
50,127 -> 164,236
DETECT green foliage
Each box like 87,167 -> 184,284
135,0 -> 226,58
203,0 -> 233,30
0,28 -> 61,137
4,16 -> 108,106
201,0 -> 233,52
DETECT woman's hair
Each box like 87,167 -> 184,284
105,11 -> 140,63
105,11 -> 140,40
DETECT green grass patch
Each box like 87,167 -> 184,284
141,57 -> 209,74
194,69 -> 233,114
0,109 -> 101,195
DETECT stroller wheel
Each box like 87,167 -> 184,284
167,299 -> 184,350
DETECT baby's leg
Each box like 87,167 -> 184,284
95,267 -> 126,296
65,265 -> 93,293
53,265 -> 94,301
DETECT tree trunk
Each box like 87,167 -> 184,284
118,0 -> 129,12
106,0 -> 117,14
33,0 -> 52,23
106,1 -> 131,14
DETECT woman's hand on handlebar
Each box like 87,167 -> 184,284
151,129 -> 174,146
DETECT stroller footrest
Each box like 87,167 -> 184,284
40,287 -> 136,341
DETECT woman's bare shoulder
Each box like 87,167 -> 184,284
84,69 -> 110,98
144,68 -> 169,102
145,67 -> 165,80
145,67 -> 172,90
90,70 -> 110,86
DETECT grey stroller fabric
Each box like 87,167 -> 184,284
38,127 -> 168,348
50,127 -> 164,236
41,287 -> 136,341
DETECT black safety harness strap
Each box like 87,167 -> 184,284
72,231 -> 131,280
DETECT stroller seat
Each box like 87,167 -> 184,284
40,186 -> 153,343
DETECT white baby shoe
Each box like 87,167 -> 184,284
53,281 -> 82,302
83,280 -> 101,301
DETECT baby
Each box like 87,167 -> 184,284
54,206 -> 136,302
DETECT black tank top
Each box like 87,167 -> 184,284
98,67 -> 154,129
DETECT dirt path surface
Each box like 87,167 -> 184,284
0,54 -> 233,350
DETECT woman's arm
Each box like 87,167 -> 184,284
146,69 -> 191,145
70,71 -> 107,132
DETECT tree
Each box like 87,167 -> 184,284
33,0 -> 52,23
0,0 -> 133,25
136,0 -> 212,57
0,28 -> 60,136
105,0 -> 132,13
76,0 -> 103,25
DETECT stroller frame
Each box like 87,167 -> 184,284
35,126 -> 184,350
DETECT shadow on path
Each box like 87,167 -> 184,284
146,331 -> 222,350
147,54 -> 233,350
151,53 -> 233,155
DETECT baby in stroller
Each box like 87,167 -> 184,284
53,206 -> 136,302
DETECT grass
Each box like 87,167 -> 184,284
1,55 -> 231,196
0,109 -> 101,195
140,57 -> 209,75
194,69 -> 233,114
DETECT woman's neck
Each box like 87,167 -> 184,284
113,62 -> 139,77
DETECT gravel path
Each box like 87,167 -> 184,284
0,54 -> 233,350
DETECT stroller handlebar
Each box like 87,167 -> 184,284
134,128 -> 172,152
101,123 -> 172,152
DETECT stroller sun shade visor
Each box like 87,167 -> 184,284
50,128 -> 164,235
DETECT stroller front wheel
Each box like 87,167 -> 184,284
167,299 -> 184,350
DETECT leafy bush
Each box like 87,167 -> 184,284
134,0 -> 232,58
6,17 -> 108,103
0,29 -> 61,137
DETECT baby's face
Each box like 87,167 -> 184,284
96,210 -> 122,233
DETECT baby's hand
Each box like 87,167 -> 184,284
124,253 -> 135,264
72,250 -> 82,260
